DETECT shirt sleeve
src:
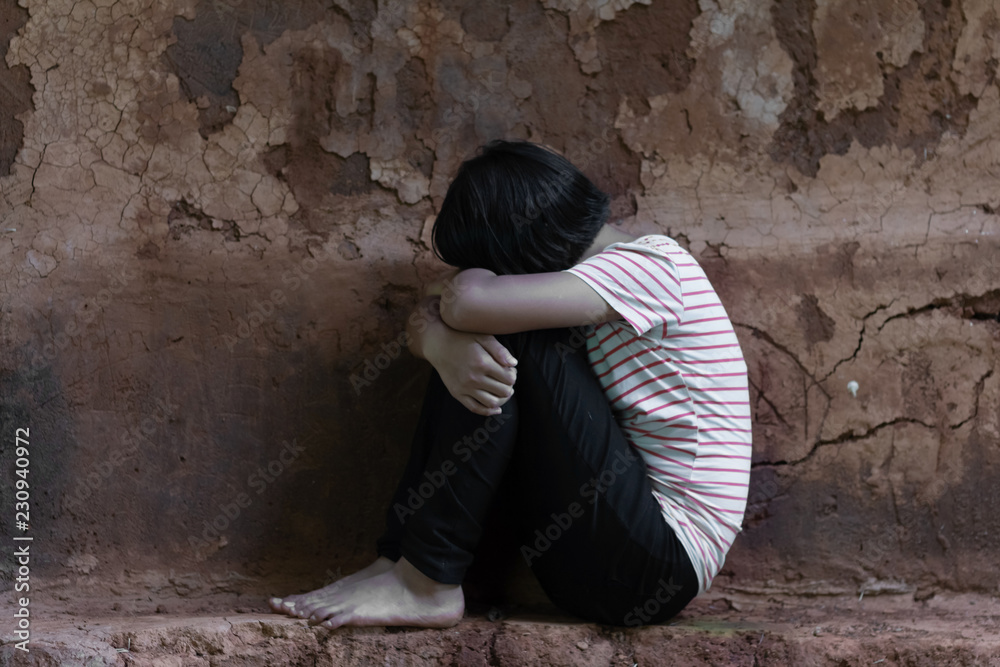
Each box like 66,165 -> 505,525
565,244 -> 684,338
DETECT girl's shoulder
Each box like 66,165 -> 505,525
631,234 -> 682,249
603,234 -> 690,260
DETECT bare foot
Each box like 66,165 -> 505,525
304,557 -> 464,629
269,557 -> 395,619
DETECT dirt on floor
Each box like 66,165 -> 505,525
2,583 -> 999,666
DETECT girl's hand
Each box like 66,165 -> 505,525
424,268 -> 461,298
423,320 -> 517,416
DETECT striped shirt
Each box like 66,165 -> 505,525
565,234 -> 751,593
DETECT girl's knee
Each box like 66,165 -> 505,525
497,326 -> 590,361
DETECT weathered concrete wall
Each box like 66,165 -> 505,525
1,0 -> 998,602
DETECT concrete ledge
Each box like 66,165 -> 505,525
2,591 -> 999,666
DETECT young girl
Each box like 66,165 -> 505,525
270,140 -> 751,628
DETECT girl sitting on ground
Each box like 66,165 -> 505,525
270,139 -> 751,628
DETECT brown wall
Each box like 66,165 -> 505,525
2,0 -> 999,599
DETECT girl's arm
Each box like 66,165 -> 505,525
437,268 -> 621,335
407,295 -> 517,416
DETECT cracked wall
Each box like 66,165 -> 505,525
1,0 -> 999,602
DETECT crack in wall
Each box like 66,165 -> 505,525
877,289 -> 1000,333
168,198 -> 270,244
735,322 -> 823,388
748,288 -> 999,470
749,375 -> 789,427
754,416 -> 936,469
820,299 -> 897,382
949,369 -> 994,431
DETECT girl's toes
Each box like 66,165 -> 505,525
321,614 -> 348,630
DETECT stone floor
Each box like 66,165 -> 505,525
2,584 -> 999,666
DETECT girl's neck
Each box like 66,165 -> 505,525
580,224 -> 636,261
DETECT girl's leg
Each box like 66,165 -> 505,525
377,326 -> 698,624
277,327 -> 698,627
271,369 -> 514,620
274,369 -> 519,628
375,368 -> 521,584
494,327 -> 700,625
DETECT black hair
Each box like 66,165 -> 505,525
432,140 -> 610,275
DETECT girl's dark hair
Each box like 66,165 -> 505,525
432,140 -> 610,275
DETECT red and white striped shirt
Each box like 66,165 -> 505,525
565,234 -> 751,593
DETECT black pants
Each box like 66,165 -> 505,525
376,327 -> 699,626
